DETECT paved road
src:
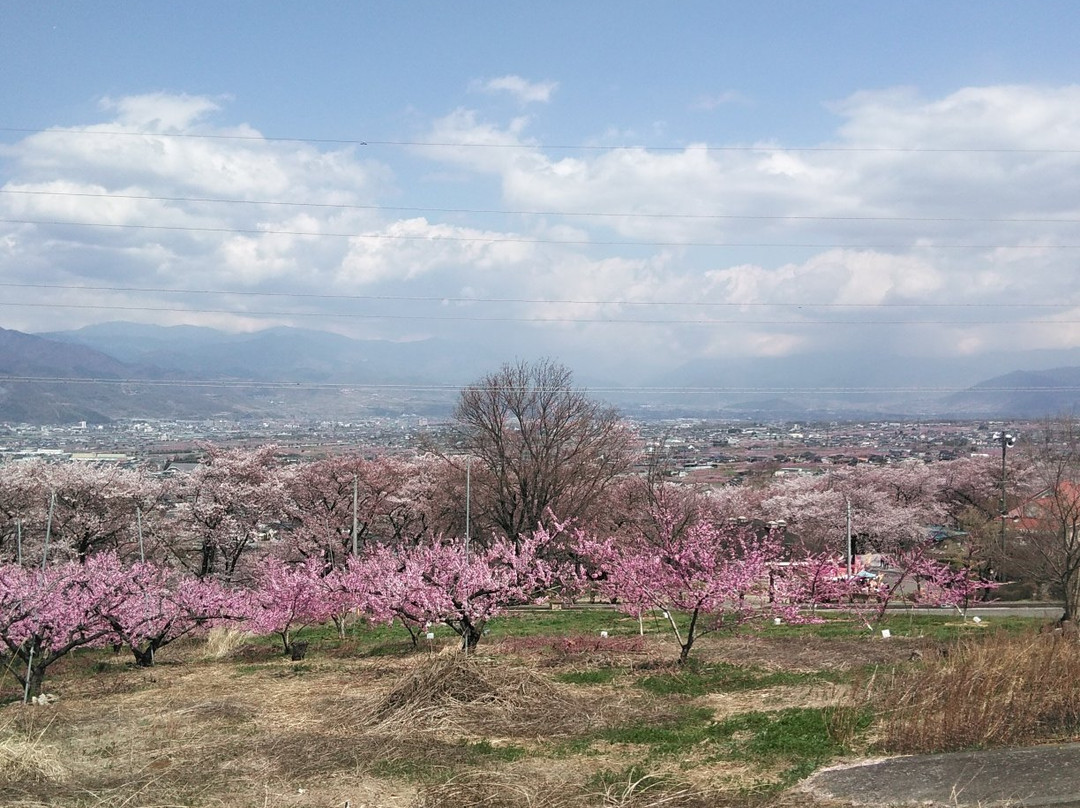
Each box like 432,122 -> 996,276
897,604 -> 1064,620
803,743 -> 1080,807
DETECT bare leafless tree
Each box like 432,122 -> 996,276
452,359 -> 637,542
1020,416 -> 1080,620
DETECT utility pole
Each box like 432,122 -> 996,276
42,490 -> 55,569
845,496 -> 853,577
351,474 -> 359,557
463,456 -> 472,656
997,431 -> 1015,554
464,456 -> 471,564
136,506 -> 145,563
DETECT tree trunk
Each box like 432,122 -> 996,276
23,664 -> 47,700
331,612 -> 348,640
132,644 -> 156,668
401,621 -> 422,647
1063,567 -> 1080,623
677,609 -> 699,665
678,638 -> 694,665
451,617 -> 485,651
199,540 -> 217,579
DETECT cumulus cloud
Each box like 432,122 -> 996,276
3,85 -> 1080,381
339,217 -> 535,285
99,92 -> 223,131
471,75 -> 558,104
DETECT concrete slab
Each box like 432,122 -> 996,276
803,743 -> 1080,807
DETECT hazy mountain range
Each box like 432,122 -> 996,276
2,322 -> 1080,424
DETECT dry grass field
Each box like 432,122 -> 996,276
0,612 -> 1073,808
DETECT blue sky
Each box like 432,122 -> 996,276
3,2 -> 1080,391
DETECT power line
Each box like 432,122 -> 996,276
3,375 -> 1076,396
0,281 -> 1076,311
3,127 -> 1079,154
2,217 -> 1077,250
5,188 -> 1080,226
1,299 -> 1077,326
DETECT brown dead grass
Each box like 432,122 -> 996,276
871,630 -> 1080,753
0,627 -> 927,808
0,714 -> 65,786
704,634 -> 936,672
0,654 -> 418,808
702,681 -> 851,719
367,653 -> 604,738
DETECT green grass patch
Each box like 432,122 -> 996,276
636,661 -> 841,697
369,758 -> 449,784
555,668 -> 622,685
489,607 -> 641,638
595,706 -> 715,757
368,738 -> 529,783
579,701 -> 871,790
585,763 -> 653,791
760,610 -> 1043,641
707,706 -> 872,790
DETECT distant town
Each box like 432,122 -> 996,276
0,416 -> 1033,485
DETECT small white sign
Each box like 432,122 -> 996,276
972,616 -> 982,623
600,630 -> 609,638
773,617 -> 783,625
425,632 -> 435,640
881,629 -> 891,639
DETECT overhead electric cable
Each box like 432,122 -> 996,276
3,375 -> 1079,397
1,217 -> 1076,250
4,188 -> 1080,225
0,281 -> 1076,310
1,299 -> 1076,326
2,127 -> 1079,154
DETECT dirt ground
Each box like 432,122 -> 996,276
0,631 -> 930,808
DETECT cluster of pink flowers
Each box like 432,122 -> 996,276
0,449 -> 1007,696
0,525 -> 565,697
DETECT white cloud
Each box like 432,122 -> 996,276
5,85 -> 1080,380
339,217 -> 534,285
692,90 -> 747,111
99,92 -> 223,131
831,85 -> 1080,151
472,75 -> 558,104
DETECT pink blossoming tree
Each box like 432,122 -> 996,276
83,552 -> 235,667
242,555 -> 339,656
392,527 -> 560,650
0,561 -> 115,698
579,506 -> 789,664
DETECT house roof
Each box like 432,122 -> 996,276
1006,480 -> 1080,531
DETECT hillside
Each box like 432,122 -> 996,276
945,367 -> 1080,418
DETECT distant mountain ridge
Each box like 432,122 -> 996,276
1,323 -> 506,424
4,322 -> 1080,424
0,326 -> 139,379
39,322 -> 502,385
0,326 -> 188,423
945,367 -> 1080,417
